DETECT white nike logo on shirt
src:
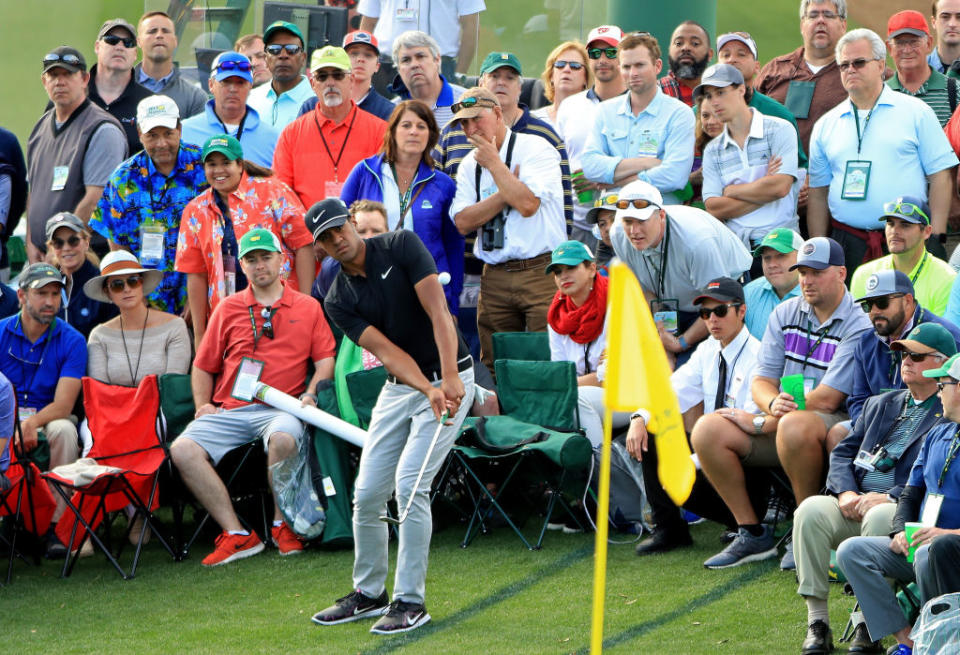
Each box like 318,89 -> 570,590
381,267 -> 393,279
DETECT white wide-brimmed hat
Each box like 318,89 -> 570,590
82,250 -> 163,304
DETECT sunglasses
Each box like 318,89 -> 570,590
261,307 -> 274,340
51,235 -> 82,249
554,60 -> 584,70
588,47 -> 618,60
217,60 -> 252,73
883,200 -> 930,225
698,303 -> 741,319
43,53 -> 83,67
838,57 -> 877,72
266,44 -> 303,56
314,70 -> 347,82
860,293 -> 905,313
904,352 -> 940,363
937,381 -> 959,392
614,198 -> 659,211
451,97 -> 498,114
102,34 -> 136,48
105,275 -> 143,293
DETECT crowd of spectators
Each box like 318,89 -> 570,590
5,0 -> 960,648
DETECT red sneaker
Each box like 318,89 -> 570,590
271,523 -> 304,556
201,531 -> 264,567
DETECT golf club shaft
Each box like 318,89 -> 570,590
382,411 -> 449,525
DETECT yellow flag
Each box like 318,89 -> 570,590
604,262 -> 695,506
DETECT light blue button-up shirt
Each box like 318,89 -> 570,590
137,67 -> 173,93
743,275 -> 801,340
247,76 -> 316,130
180,100 -> 279,168
809,85 -> 958,230
581,89 -> 695,205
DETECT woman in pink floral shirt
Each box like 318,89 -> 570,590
175,135 -> 315,347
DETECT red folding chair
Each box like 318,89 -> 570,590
0,386 -> 56,585
43,375 -> 176,579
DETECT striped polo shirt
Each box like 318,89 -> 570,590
888,68 -> 957,127
755,290 -> 873,393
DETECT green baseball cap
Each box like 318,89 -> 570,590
923,352 -> 960,379
238,228 -> 282,259
310,45 -> 351,73
893,323 -> 958,357
263,20 -> 304,46
202,135 -> 243,162
545,240 -> 594,274
752,228 -> 804,257
480,51 -> 522,76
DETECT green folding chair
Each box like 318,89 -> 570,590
344,366 -> 388,429
158,373 -> 269,558
491,332 -> 551,363
446,359 -> 591,550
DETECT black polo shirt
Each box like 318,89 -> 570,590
325,230 -> 469,375
87,65 -> 153,157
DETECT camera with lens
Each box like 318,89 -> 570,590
481,212 -> 506,250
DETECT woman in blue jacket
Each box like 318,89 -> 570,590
341,99 -> 464,314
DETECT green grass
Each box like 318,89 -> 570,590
1,518 -> 871,654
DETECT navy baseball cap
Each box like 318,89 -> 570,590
880,196 -> 931,226
855,270 -> 914,303
692,63 -> 744,102
789,237 -> 845,271
212,51 -> 253,83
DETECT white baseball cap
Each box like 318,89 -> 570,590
613,180 -> 663,222
137,95 -> 180,133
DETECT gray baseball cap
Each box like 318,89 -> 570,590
789,237 -> 845,271
855,270 -> 914,303
18,263 -> 65,290
45,212 -> 86,241
693,63 -> 744,102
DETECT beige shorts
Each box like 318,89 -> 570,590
740,409 -> 848,466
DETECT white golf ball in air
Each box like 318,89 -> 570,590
438,272 -> 451,285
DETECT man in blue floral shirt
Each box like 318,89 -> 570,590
92,95 -> 208,313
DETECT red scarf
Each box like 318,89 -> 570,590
547,274 -> 608,344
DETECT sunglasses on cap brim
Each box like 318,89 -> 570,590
451,97 -> 498,114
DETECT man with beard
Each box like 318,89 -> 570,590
135,11 -> 207,119
846,270 -> 960,426
247,22 -> 314,130
272,46 -> 386,210
0,264 -> 86,558
659,21 -> 714,107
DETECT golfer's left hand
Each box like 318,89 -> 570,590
440,376 -> 465,421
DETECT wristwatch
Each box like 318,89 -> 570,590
752,415 -> 765,435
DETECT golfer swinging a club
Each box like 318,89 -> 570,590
307,198 -> 474,635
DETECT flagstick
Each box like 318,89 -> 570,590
589,406 -> 615,654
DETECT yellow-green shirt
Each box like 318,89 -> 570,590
850,251 -> 956,316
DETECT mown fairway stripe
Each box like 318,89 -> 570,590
360,544 -> 593,654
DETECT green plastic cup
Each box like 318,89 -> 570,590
904,521 -> 924,563
780,374 -> 806,410
571,171 -> 594,205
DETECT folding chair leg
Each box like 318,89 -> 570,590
456,453 -> 537,550
51,483 -> 131,580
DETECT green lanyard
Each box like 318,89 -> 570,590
851,95 -> 880,155
911,252 -> 929,285
642,217 -> 671,299
390,163 -> 415,227
938,429 -> 960,489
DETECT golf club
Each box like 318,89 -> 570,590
380,410 -> 449,526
